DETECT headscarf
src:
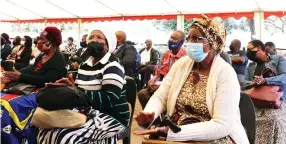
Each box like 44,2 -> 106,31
88,29 -> 117,53
190,14 -> 226,53
1,33 -> 11,44
42,27 -> 62,46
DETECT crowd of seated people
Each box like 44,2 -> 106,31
135,14 -> 248,144
134,15 -> 286,144
1,15 -> 286,144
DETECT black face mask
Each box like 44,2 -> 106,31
1,38 -> 5,45
247,50 -> 258,61
229,45 -> 235,51
80,41 -> 87,48
87,42 -> 105,58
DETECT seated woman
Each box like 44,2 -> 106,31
0,27 -> 66,144
37,29 -> 129,144
134,15 -> 249,144
1,27 -> 66,87
244,40 -> 286,144
11,36 -> 33,70
11,36 -> 22,55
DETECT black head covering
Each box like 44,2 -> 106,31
36,86 -> 91,111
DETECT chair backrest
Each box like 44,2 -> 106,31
63,54 -> 70,66
239,92 -> 256,144
125,76 -> 137,125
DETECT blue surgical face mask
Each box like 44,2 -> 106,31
269,51 -> 276,55
168,40 -> 182,50
186,43 -> 208,62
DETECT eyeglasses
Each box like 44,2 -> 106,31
186,36 -> 207,43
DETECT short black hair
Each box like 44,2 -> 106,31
249,39 -> 265,51
68,37 -> 73,42
176,30 -> 185,42
265,41 -> 275,48
126,40 -> 135,45
14,36 -> 21,45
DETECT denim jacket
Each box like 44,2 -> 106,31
244,55 -> 286,99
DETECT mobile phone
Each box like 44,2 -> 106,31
1,61 -> 14,71
155,81 -> 162,85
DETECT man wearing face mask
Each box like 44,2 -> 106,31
227,39 -> 248,82
137,30 -> 187,109
69,34 -> 90,70
1,33 -> 12,61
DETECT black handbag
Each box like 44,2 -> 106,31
36,86 -> 91,111
4,82 -> 36,95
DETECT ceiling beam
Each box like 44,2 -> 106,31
94,0 -> 123,16
6,0 -> 44,18
0,12 -> 19,20
254,0 -> 262,11
45,0 -> 78,18
164,0 -> 181,14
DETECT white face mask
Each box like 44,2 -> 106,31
20,41 -> 25,45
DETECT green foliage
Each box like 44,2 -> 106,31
153,19 -> 193,33
153,18 -> 252,35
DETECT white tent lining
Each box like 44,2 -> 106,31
0,0 -> 285,21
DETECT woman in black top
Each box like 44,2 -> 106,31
1,27 -> 66,87
13,36 -> 33,70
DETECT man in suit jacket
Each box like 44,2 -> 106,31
138,39 -> 160,88
69,34 -> 90,70
114,31 -> 137,77
1,33 -> 12,61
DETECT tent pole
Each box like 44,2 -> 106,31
78,18 -> 82,46
254,9 -> 264,40
122,17 -> 125,30
177,14 -> 184,32
18,21 -> 21,33
44,18 -> 47,26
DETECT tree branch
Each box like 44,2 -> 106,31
265,19 -> 284,33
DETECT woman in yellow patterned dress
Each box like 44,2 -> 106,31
134,15 -> 249,144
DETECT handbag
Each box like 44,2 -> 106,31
4,82 -> 36,95
244,68 -> 283,109
36,86 -> 91,111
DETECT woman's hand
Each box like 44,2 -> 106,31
134,112 -> 155,128
72,62 -> 79,69
252,75 -> 266,86
134,126 -> 169,137
2,68 -> 21,82
1,76 -> 12,84
46,74 -> 76,88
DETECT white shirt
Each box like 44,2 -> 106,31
141,48 -> 152,64
80,48 -> 87,56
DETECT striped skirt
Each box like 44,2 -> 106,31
37,110 -> 126,144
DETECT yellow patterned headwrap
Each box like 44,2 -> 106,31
190,14 -> 226,53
